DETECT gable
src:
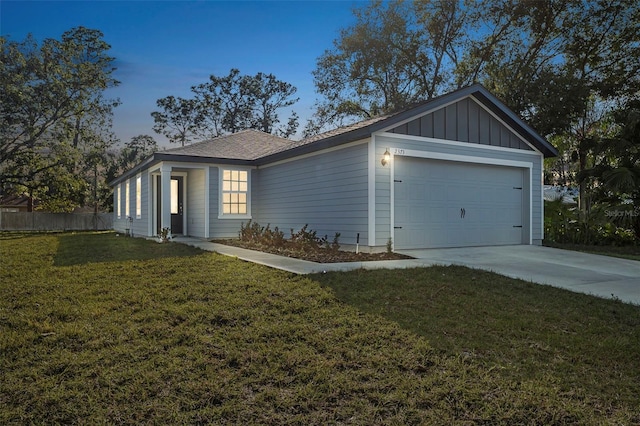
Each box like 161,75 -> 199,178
386,97 -> 533,151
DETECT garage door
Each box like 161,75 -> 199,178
394,157 -> 524,249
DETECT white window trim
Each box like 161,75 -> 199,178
125,179 -> 130,219
116,185 -> 121,219
135,174 -> 142,219
218,167 -> 251,220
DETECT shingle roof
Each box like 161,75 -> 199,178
293,114 -> 392,147
163,129 -> 296,160
110,84 -> 557,186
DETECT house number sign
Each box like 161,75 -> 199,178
392,148 -> 405,155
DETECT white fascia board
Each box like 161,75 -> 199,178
377,132 -> 541,157
389,147 -> 534,169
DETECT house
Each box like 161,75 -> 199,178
110,84 -> 557,250
0,194 -> 35,212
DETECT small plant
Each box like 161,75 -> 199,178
239,220 -> 263,243
290,224 -> 322,250
330,232 -> 341,252
386,237 -> 393,254
157,227 -> 171,243
240,221 -> 286,248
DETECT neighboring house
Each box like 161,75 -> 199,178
0,195 -> 35,212
110,84 -> 558,250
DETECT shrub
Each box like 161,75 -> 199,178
290,224 -> 322,251
239,220 -> 286,248
544,200 -> 637,246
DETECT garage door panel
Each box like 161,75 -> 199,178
394,157 -> 524,249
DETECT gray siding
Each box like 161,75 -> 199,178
208,166 -> 250,239
375,134 -> 543,246
113,180 -> 133,234
132,173 -> 148,237
187,169 -> 206,237
389,97 -> 533,151
113,174 -> 149,237
254,142 -> 369,245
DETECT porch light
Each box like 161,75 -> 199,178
381,149 -> 391,166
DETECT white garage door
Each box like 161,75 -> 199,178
394,157 -> 524,249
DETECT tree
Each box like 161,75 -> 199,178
152,69 -> 299,144
581,101 -> 640,238
249,72 -> 299,133
192,68 -> 299,138
119,135 -> 158,171
308,0 -> 468,132
151,96 -> 202,146
0,27 -> 120,211
310,0 -> 640,218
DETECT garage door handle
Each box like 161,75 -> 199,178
394,226 -> 403,229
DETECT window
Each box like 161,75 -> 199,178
221,169 -> 249,217
125,179 -> 130,218
171,179 -> 179,214
136,174 -> 142,218
116,185 -> 121,218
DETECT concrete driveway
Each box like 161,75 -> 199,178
396,245 -> 640,305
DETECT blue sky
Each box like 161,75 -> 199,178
1,0 -> 362,147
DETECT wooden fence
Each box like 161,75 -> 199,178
0,212 -> 113,231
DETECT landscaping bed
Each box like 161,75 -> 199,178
212,238 -> 413,263
213,221 -> 412,263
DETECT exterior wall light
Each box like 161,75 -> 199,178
381,149 -> 391,166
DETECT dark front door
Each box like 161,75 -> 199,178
170,176 -> 184,235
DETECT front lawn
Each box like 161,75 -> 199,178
1,232 -> 639,424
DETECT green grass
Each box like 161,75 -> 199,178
544,241 -> 640,261
1,233 -> 639,424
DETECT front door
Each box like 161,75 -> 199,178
170,176 -> 184,234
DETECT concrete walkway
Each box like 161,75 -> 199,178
173,237 -> 640,305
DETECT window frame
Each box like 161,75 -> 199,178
116,185 -> 121,219
218,167 -> 251,219
135,174 -> 142,219
125,179 -> 130,219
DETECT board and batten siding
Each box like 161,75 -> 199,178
253,142 -> 370,245
186,168 -> 206,238
375,133 -> 544,245
389,97 -> 533,151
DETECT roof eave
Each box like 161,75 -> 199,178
109,153 -> 254,186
